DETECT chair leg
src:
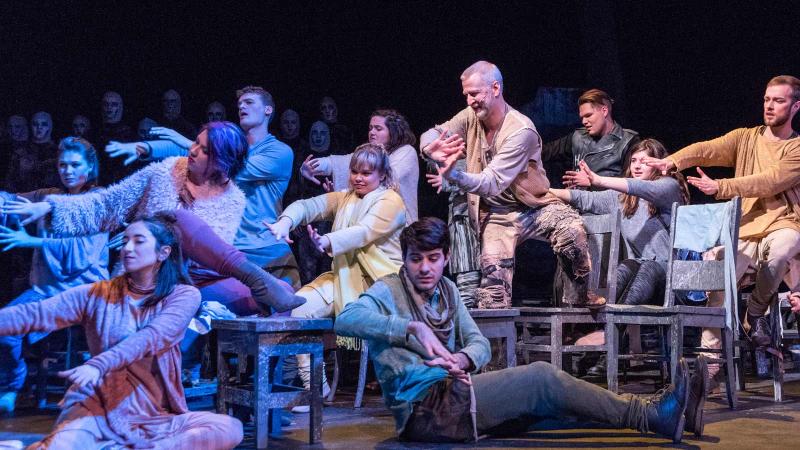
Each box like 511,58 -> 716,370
606,320 -> 619,393
354,342 -> 369,408
326,348 -> 340,403
721,327 -> 738,409
771,302 -> 784,403
551,316 -> 563,370
668,318 -> 683,384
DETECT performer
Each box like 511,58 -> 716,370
422,60 -> 597,309
644,75 -> 800,354
267,143 -> 406,407
0,137 -> 109,413
302,108 -> 420,222
542,88 -> 640,179
551,138 -> 690,307
336,217 -> 708,443
0,213 -> 243,449
1,121 -> 305,314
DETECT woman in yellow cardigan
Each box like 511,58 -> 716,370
266,143 -> 406,403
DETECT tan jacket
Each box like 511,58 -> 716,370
668,126 -> 800,239
421,106 -> 558,233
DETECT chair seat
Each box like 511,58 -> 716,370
605,304 -> 725,316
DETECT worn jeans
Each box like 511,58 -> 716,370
478,203 -> 590,308
702,227 -> 800,356
0,289 -> 47,392
471,362 -> 644,435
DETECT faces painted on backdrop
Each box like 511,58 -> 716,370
237,93 -> 271,131
320,96 -> 338,124
368,115 -> 390,147
31,112 -> 53,144
162,89 -> 182,120
8,116 -> 29,142
461,73 -> 498,121
280,109 -> 300,139
121,221 -> 171,275
187,130 -> 210,176
309,120 -> 330,153
763,84 -> 800,128
404,247 -> 448,292
58,150 -> 93,194
102,91 -> 124,124
206,101 -> 226,122
72,115 -> 91,137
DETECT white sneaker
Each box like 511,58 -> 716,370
291,382 -> 331,413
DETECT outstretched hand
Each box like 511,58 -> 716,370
0,223 -> 42,251
426,172 -> 444,193
149,126 -> 193,148
0,197 -> 51,226
426,129 -> 465,163
307,224 -> 331,253
563,160 -> 595,188
264,217 -> 294,244
641,156 -> 675,175
300,155 -> 326,185
687,167 -> 719,196
789,292 -> 800,313
58,364 -> 101,389
105,141 -> 141,166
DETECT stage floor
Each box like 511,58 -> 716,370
2,373 -> 797,449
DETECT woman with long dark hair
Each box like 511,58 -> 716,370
0,213 -> 243,449
0,137 -> 109,413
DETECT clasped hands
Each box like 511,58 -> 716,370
407,320 -> 472,385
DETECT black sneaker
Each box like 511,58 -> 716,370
646,358 -> 689,443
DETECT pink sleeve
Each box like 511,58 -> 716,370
85,285 -> 200,376
0,285 -> 91,336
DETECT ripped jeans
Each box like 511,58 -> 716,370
478,203 -> 590,308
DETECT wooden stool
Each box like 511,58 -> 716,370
470,308 -> 519,370
213,317 -> 333,449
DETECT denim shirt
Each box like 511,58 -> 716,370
335,273 -> 490,434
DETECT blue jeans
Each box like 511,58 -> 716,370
0,289 -> 47,392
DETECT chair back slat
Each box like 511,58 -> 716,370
668,260 -> 726,291
582,211 -> 621,303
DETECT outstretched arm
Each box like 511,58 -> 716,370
0,284 -> 90,337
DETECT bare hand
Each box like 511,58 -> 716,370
264,217 -> 293,243
439,149 -> 464,180
307,224 -> 331,253
642,156 -> 675,175
407,321 -> 458,363
321,177 -> 334,193
105,141 -> 140,166
0,223 -> 41,251
0,197 -> 50,226
789,292 -> 800,313
426,129 -> 465,163
424,356 -> 472,385
426,173 -> 443,193
687,167 -> 719,196
150,126 -> 192,148
300,155 -> 325,185
58,364 -> 101,388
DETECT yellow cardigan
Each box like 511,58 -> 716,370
281,186 -> 406,315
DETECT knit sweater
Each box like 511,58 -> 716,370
569,177 -> 685,262
45,157 -> 246,243
668,126 -> 800,239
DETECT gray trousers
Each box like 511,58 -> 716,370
474,361 -> 643,434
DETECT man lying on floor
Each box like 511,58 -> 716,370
335,217 -> 708,444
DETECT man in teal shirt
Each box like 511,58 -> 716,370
336,217 -> 706,444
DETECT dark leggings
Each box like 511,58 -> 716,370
616,259 -> 665,306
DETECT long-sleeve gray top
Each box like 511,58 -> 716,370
569,177 -> 685,262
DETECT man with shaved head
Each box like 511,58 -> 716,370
421,60 -> 596,309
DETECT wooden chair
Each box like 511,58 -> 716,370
516,211 -> 621,370
604,197 -> 741,409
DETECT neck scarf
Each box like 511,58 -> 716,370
399,265 -> 456,344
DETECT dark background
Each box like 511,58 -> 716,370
1,0 -> 799,302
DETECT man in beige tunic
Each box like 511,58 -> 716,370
646,75 -> 800,352
421,61 -> 598,309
